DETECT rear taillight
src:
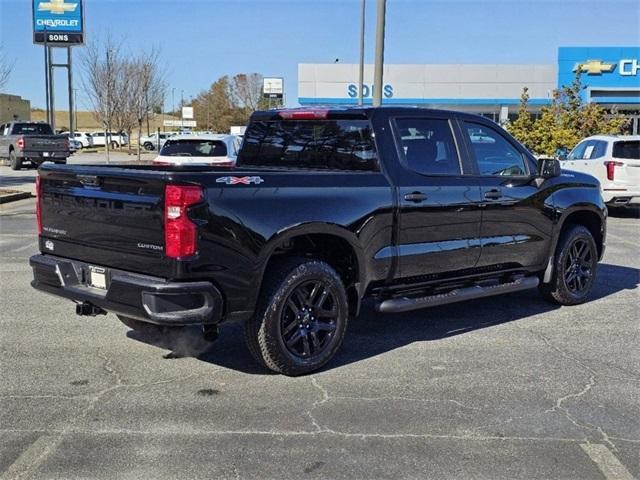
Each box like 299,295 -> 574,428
164,185 -> 203,258
36,175 -> 42,235
16,136 -> 24,149
605,161 -> 624,181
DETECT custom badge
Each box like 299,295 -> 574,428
45,240 -> 54,251
216,176 -> 264,185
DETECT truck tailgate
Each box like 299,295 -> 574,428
26,135 -> 68,153
38,164 -> 173,277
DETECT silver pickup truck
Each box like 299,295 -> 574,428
0,121 -> 69,170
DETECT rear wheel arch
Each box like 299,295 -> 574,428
258,228 -> 365,318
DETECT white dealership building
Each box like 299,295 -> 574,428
298,47 -> 640,133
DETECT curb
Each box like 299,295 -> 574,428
0,191 -> 32,204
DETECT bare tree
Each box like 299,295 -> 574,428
230,73 -> 264,112
80,37 -> 127,160
0,46 -> 15,92
192,73 -> 266,133
112,61 -> 138,154
81,36 -> 165,160
128,48 -> 166,160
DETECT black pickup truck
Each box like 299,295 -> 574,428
30,107 -> 606,375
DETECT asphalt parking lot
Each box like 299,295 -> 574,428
1,163 -> 639,479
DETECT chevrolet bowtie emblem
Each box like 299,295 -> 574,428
38,0 -> 78,14
573,60 -> 616,75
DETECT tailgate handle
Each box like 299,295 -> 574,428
77,175 -> 100,187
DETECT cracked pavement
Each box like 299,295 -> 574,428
1,192 -> 639,479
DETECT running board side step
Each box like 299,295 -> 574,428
375,276 -> 540,313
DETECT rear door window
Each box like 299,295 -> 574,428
589,140 -> 607,159
394,118 -> 461,175
238,119 -> 377,171
613,141 -> 640,159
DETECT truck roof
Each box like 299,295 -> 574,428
251,106 -> 485,122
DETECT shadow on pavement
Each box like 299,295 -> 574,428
0,175 -> 36,188
607,206 -> 639,218
126,262 -> 639,375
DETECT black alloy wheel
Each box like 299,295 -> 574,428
563,238 -> 594,294
280,280 -> 338,359
245,258 -> 349,376
539,224 -> 598,305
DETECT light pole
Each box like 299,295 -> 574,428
180,89 -> 184,130
73,88 -> 78,133
372,0 -> 386,107
358,0 -> 366,106
171,87 -> 175,119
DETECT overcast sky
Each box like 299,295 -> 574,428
1,0 -> 638,110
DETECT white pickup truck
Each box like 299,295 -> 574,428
89,131 -> 129,148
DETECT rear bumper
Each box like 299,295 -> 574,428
605,196 -> 640,207
29,254 -> 223,326
602,189 -> 640,206
21,151 -> 68,161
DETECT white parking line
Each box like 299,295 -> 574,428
1,435 -> 62,480
580,443 -> 635,480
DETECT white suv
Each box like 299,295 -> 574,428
562,135 -> 640,208
72,132 -> 93,148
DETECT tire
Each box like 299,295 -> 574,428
539,225 -> 598,305
9,150 -> 22,170
245,257 -> 349,376
110,141 -> 118,150
143,142 -> 154,151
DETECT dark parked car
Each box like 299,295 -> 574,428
30,107 -> 606,375
0,121 -> 69,170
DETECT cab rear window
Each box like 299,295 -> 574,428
613,141 -> 640,159
160,140 -> 227,157
11,123 -> 53,135
238,120 -> 377,171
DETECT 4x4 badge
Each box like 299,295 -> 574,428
216,176 -> 264,185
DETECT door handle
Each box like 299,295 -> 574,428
404,192 -> 428,203
484,189 -> 502,200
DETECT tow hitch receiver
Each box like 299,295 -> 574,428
76,301 -> 107,317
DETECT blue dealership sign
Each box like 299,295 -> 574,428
558,47 -> 640,105
32,0 -> 84,45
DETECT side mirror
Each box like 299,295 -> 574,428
538,158 -> 561,179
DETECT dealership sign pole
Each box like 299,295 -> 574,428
372,0 -> 386,107
358,0 -> 366,106
33,0 -> 84,133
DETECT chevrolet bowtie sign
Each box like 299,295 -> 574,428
573,60 -> 616,75
32,0 -> 84,45
573,59 -> 639,76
